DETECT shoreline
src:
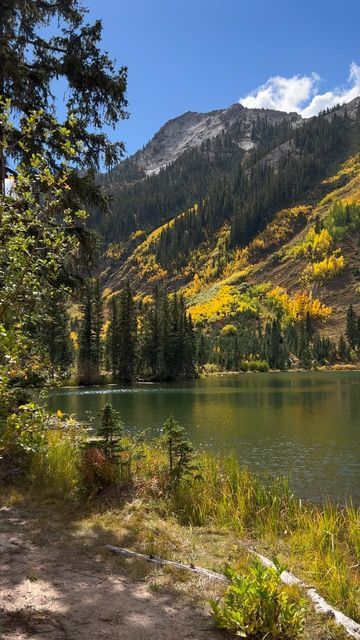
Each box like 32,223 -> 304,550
58,365 -> 360,387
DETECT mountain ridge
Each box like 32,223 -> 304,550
103,97 -> 360,188
95,96 -> 360,344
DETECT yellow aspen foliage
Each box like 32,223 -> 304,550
312,229 -> 332,256
290,227 -> 333,259
322,153 -> 360,184
69,330 -> 78,350
248,205 -> 310,258
188,285 -> 237,322
188,285 -> 258,323
267,287 -> 332,321
305,253 -> 345,281
100,319 -> 111,341
221,324 -> 237,335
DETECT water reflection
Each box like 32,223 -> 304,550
48,371 -> 360,504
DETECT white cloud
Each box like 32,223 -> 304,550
239,63 -> 360,117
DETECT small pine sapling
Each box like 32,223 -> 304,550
160,415 -> 198,487
96,403 -> 124,463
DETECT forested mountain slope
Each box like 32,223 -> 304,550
95,98 -> 360,347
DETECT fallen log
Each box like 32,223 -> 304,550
105,545 -> 228,582
253,551 -> 360,640
106,544 -> 360,639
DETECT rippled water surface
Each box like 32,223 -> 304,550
48,371 -> 360,504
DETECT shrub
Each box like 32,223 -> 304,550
324,201 -> 360,239
96,403 -> 124,462
210,559 -> 306,639
221,324 -> 237,336
287,228 -> 332,260
81,446 -> 119,493
240,359 -> 269,372
267,287 -> 332,321
304,253 -> 345,282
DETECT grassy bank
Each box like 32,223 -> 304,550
7,423 -> 358,627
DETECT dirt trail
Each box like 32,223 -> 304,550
0,505 -> 222,640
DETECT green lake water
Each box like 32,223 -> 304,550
48,371 -> 360,505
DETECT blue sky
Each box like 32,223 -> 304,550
81,0 -> 360,155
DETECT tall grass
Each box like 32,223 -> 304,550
169,453 -> 359,621
173,453 -> 298,535
31,430 -> 81,499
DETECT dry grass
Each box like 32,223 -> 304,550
0,483 -> 357,640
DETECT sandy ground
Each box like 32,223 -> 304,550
0,505 -> 223,640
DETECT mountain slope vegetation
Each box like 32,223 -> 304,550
96,99 -> 360,354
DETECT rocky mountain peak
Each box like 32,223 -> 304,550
130,103 -> 302,177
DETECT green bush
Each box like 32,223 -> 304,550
210,559 -> 306,639
240,359 -> 269,372
324,201 -> 360,239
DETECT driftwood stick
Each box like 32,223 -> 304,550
105,545 -> 228,582
106,544 -> 360,639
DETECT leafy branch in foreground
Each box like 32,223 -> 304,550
0,104 -> 92,453
0,0 -> 128,192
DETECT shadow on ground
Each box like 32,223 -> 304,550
0,502 -> 224,640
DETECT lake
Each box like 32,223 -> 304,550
48,371 -> 360,505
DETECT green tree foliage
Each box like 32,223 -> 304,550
93,105 -> 357,268
82,403 -> 129,492
141,289 -> 196,380
40,293 -> 73,372
106,285 -> 196,382
262,318 -> 289,370
116,282 -> 137,382
200,311 -> 354,373
95,135 -> 243,240
77,279 -> 103,385
0,106 -> 93,423
96,403 -> 124,462
0,0 -> 128,192
324,202 -> 360,240
338,335 -> 350,362
346,304 -> 359,350
160,416 -> 196,487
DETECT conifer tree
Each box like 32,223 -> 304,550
77,288 -> 93,385
338,335 -> 350,362
41,294 -> 72,371
97,403 -> 124,463
117,281 -> 137,382
0,0 -> 128,193
161,416 -> 196,487
92,279 -> 103,378
108,295 -> 119,374
77,279 -> 103,385
346,304 -> 358,350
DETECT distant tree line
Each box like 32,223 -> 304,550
46,282 -> 197,384
41,286 -> 360,383
201,306 -> 360,372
